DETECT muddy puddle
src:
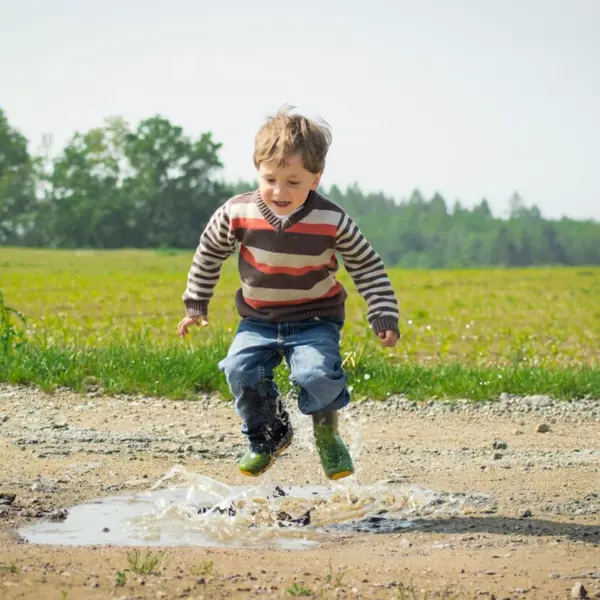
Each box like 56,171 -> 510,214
18,466 -> 495,550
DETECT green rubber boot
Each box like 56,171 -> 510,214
237,425 -> 293,477
312,410 -> 354,480
237,449 -> 274,477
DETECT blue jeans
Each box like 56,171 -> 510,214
218,317 -> 350,446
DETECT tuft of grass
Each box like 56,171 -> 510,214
287,582 -> 313,597
325,560 -> 346,587
0,563 -> 18,573
115,571 -> 127,587
190,560 -> 214,577
0,289 -> 26,355
125,549 -> 163,575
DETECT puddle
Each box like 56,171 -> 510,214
18,466 -> 494,550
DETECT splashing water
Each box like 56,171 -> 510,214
18,391 -> 493,549
18,463 -> 494,550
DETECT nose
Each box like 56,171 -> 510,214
273,183 -> 286,201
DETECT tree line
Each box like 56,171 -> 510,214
1,108 -> 599,268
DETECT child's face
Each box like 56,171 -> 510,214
258,153 -> 322,215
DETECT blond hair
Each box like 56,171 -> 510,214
253,105 -> 332,174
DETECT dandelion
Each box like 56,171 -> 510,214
363,373 -> 371,380
407,319 -> 413,325
348,385 -> 354,392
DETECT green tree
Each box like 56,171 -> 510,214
123,115 -> 228,248
0,109 -> 37,244
40,117 -> 131,247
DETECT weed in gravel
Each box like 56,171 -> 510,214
126,549 -> 163,575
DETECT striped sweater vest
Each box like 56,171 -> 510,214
182,190 -> 400,335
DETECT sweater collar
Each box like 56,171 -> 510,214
255,190 -> 315,231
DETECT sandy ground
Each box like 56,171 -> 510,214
0,383 -> 599,600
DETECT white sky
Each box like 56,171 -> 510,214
1,0 -> 599,220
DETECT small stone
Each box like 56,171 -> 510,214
196,578 -> 206,585
87,579 -> 100,588
571,583 -> 588,599
156,592 -> 167,599
0,493 -> 16,506
521,509 -> 533,518
49,508 -> 68,521
493,452 -> 503,460
537,423 -> 550,433
493,440 -> 508,450
514,429 -> 524,435
31,479 -> 58,493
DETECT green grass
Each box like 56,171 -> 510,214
125,549 -> 163,575
1,248 -> 600,401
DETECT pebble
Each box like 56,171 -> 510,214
571,582 -> 588,599
0,493 -> 16,506
49,508 -> 69,521
493,440 -> 508,450
537,423 -> 551,433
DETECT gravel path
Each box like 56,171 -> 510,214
1,383 -> 599,599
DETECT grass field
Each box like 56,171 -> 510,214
1,248 -> 599,400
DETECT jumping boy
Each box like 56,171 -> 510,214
178,107 -> 400,480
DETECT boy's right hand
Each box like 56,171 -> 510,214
178,315 -> 208,338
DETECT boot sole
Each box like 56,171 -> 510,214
327,469 -> 354,480
238,435 -> 293,477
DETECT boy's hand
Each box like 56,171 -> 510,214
377,330 -> 399,348
178,315 -> 208,338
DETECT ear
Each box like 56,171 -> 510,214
311,172 -> 323,190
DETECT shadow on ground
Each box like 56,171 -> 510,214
333,515 -> 600,545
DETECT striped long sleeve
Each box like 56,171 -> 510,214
182,202 -> 237,317
335,212 -> 400,335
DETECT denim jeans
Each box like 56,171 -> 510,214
218,317 -> 350,446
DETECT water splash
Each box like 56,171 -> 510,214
18,464 -> 495,550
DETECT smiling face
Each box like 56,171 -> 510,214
258,153 -> 322,215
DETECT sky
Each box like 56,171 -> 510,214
1,0 -> 599,220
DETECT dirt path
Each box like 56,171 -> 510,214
1,384 -> 599,599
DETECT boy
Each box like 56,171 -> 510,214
178,108 -> 399,481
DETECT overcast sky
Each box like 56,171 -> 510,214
1,0 -> 599,220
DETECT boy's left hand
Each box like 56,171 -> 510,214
377,330 -> 399,347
